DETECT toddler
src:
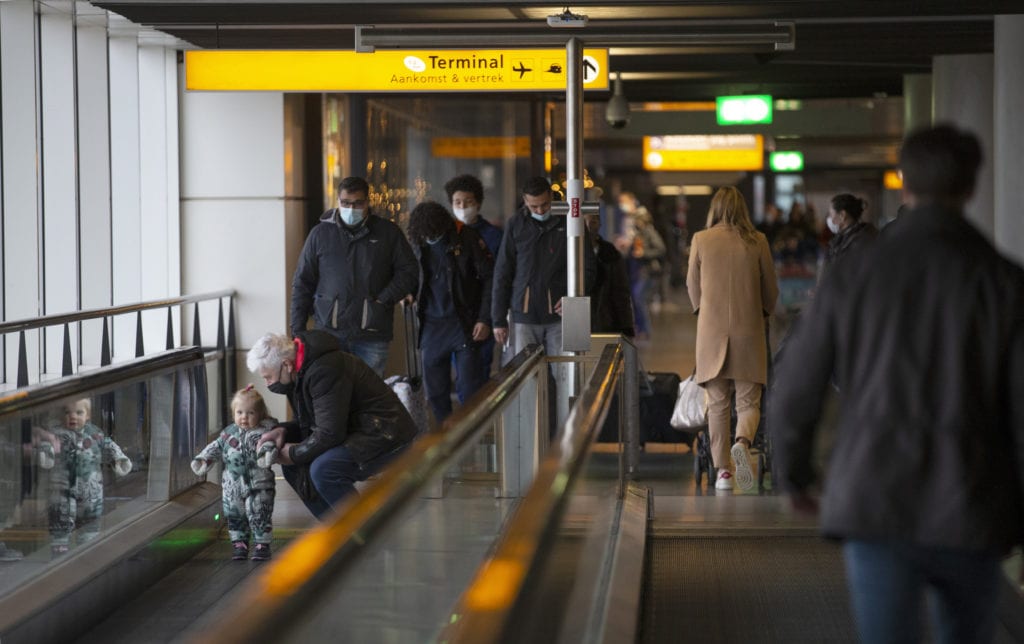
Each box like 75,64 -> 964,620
37,398 -> 132,556
192,385 -> 278,561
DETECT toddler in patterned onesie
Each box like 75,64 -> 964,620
37,398 -> 132,556
192,385 -> 278,561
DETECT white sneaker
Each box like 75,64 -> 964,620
715,470 -> 734,490
731,441 -> 755,491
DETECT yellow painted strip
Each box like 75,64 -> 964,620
185,49 -> 609,92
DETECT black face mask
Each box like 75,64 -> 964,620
267,363 -> 295,395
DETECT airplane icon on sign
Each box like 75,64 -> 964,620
513,62 -> 532,78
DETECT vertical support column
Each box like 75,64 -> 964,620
562,37 -> 589,429
902,73 -> 932,133
933,54 -> 994,238
994,15 -> 1024,266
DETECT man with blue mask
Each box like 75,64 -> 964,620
492,177 -> 596,431
291,176 -> 418,376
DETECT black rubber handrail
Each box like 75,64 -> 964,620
0,347 -> 206,417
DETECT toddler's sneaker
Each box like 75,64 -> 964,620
731,441 -> 755,491
715,470 -> 734,490
231,541 -> 249,561
251,543 -> 272,561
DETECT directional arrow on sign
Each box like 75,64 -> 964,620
583,56 -> 599,83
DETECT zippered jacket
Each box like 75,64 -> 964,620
491,211 -> 596,328
291,210 -> 419,342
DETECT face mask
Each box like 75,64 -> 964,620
453,206 -> 477,224
339,207 -> 365,226
426,235 -> 443,245
531,210 -> 551,223
267,364 -> 295,395
826,215 -> 840,234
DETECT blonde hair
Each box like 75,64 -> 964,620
231,385 -> 268,421
704,186 -> 758,245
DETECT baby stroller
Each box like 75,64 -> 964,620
692,328 -> 778,492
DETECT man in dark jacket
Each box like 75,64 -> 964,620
445,174 -> 503,390
492,177 -> 596,427
407,201 -> 494,422
251,330 -> 417,519
770,124 -> 1024,643
585,211 -> 634,337
290,176 -> 419,376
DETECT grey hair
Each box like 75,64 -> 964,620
246,333 -> 296,373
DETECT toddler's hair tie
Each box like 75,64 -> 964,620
244,384 -> 255,392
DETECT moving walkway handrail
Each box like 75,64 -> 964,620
192,344 -> 548,644
0,346 -> 207,416
0,290 -> 235,334
443,342 -> 624,643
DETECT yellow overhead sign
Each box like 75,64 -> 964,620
432,136 -> 530,158
643,135 -> 765,171
185,49 -> 609,92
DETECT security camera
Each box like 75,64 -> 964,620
547,10 -> 588,28
606,73 -> 630,129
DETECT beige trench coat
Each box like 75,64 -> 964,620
687,224 -> 779,385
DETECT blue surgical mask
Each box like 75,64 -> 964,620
531,210 -> 551,223
827,215 -> 840,234
426,235 -> 443,245
339,207 -> 365,226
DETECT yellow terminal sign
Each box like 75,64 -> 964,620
185,49 -> 609,92
643,135 -> 764,171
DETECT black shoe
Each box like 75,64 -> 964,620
231,541 -> 249,560
251,543 -> 272,561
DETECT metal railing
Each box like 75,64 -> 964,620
441,342 -> 627,642
0,290 -> 236,427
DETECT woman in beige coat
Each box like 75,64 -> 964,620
687,187 -> 779,491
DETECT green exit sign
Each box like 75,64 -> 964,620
770,151 -> 804,172
716,95 -> 773,125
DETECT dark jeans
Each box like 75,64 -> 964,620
337,338 -> 389,377
281,442 -> 407,519
422,319 -> 480,422
843,539 -> 1002,644
456,335 -> 495,402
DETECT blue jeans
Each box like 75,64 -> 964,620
842,539 -> 1002,644
281,442 -> 407,519
422,319 -> 480,422
337,338 -> 389,377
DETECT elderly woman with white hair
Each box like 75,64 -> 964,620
249,329 -> 417,518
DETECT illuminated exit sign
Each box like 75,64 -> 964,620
643,135 -> 764,171
185,49 -> 609,92
716,95 -> 773,125
769,151 -> 804,172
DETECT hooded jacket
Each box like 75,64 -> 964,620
281,330 -> 418,467
291,210 -> 419,343
413,221 -> 495,342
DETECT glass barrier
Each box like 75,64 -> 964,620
0,350 -> 209,597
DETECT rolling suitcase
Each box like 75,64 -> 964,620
385,301 -> 430,435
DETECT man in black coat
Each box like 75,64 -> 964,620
585,211 -> 634,337
290,176 -> 418,376
771,124 -> 1024,643
251,330 -> 417,518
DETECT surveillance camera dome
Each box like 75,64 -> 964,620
605,73 -> 630,129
